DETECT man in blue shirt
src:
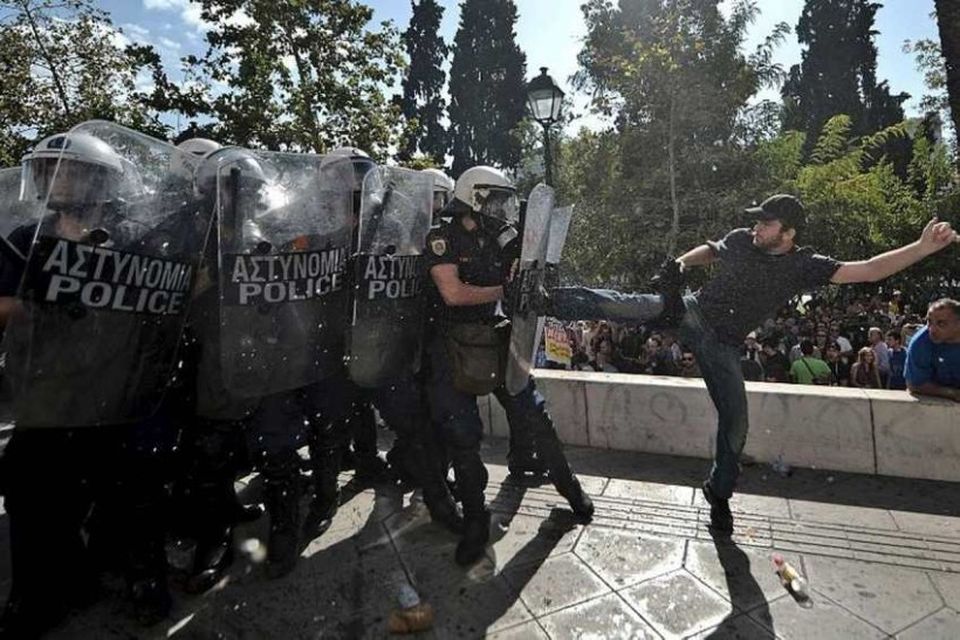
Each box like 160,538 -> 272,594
905,298 -> 960,402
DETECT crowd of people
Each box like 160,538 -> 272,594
543,289 -> 956,391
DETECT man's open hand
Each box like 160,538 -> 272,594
918,217 -> 959,256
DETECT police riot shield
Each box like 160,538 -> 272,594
3,120 -> 212,427
216,151 -> 352,398
505,183 -> 554,396
348,166 -> 432,388
0,168 -> 42,265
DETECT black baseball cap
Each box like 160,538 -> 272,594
745,194 -> 806,233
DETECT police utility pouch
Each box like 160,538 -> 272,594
444,322 -> 507,395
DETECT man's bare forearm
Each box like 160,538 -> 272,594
908,382 -> 960,402
859,241 -> 928,283
677,244 -> 715,269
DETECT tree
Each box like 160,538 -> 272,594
934,0 -> 960,163
0,0 -> 167,166
781,0 -> 908,154
574,0 -> 787,260
447,0 -> 527,176
173,0 -> 404,155
397,0 -> 448,165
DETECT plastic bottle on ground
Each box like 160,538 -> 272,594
772,554 -> 809,601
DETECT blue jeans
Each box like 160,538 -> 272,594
551,288 -> 748,499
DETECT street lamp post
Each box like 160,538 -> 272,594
526,67 -> 564,186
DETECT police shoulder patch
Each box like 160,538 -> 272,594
430,237 -> 447,256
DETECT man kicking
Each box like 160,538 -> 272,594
547,194 -> 957,533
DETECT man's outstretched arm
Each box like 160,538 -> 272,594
677,244 -> 717,270
831,218 -> 958,284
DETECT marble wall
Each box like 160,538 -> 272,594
478,371 -> 960,482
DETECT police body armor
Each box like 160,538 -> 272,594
3,120 -> 213,427
216,150 -> 352,398
347,167 -> 433,388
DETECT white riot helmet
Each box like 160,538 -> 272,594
170,137 -> 222,184
453,165 -> 519,223
177,137 -> 222,158
421,167 -> 454,214
195,147 -> 268,199
324,146 -> 377,193
20,131 -> 131,211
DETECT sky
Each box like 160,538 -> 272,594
98,0 -> 942,134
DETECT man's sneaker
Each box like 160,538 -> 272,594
650,257 -> 685,327
701,482 -> 734,535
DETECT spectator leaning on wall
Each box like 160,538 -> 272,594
905,298 -> 960,402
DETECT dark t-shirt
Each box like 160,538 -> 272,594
425,219 -> 505,325
696,228 -> 841,345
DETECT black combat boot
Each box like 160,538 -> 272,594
532,418 -> 595,522
185,528 -> 233,594
303,445 -> 341,540
264,473 -> 302,579
450,449 -> 491,566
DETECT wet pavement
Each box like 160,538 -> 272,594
1,436 -> 959,639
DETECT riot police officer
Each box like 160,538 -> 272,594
425,165 -> 594,566
0,126 -> 211,635
301,151 -> 463,540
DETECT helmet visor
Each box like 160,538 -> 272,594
22,157 -> 116,211
477,187 -> 519,223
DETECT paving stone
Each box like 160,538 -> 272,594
929,571 -> 960,609
756,593 -> 887,639
604,478 -> 695,505
503,553 -> 610,618
574,528 -> 684,589
485,513 -> 582,570
488,620 -> 549,639
620,570 -> 730,639
688,614 -> 776,639
692,490 -> 791,519
538,592 -> 659,639
890,511 -> 960,539
804,556 -> 941,634
407,564 -> 532,638
789,500 -> 898,530
383,502 -> 461,553
684,540 -> 797,614
896,608 -> 960,639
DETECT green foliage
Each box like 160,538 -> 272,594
933,0 -> 960,165
0,0 -> 167,166
448,0 -> 527,176
570,0 -> 782,265
397,0 -> 448,165
171,0 -> 405,155
781,0 -> 908,156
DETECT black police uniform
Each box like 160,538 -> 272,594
424,215 -> 593,566
0,217 -> 177,637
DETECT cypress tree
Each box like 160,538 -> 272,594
398,0 -> 449,164
448,0 -> 527,176
782,0 -> 908,154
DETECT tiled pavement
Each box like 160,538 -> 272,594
4,437 -> 960,639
